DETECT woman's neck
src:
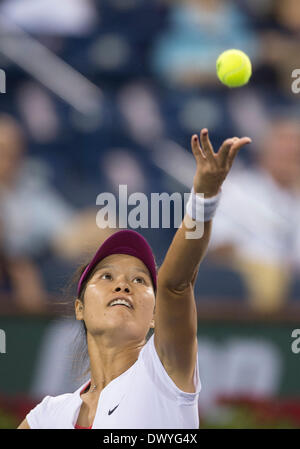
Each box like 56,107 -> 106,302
87,334 -> 145,391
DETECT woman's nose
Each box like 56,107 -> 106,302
113,283 -> 131,294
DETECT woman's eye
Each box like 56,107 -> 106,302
101,273 -> 112,280
133,277 -> 145,284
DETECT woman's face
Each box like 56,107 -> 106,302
75,254 -> 155,343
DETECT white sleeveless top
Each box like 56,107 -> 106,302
26,334 -> 201,429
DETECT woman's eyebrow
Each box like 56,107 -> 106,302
91,264 -> 114,277
96,264 -> 149,277
132,267 -> 150,277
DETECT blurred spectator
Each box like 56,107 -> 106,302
0,115 -> 49,311
208,117 -> 300,312
0,0 -> 98,35
117,80 -> 165,147
256,0 -> 300,93
151,0 -> 258,87
0,114 -> 115,311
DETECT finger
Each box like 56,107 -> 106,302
228,137 -> 252,167
191,134 -> 205,162
218,138 -> 235,167
200,129 -> 216,164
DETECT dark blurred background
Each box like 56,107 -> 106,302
0,0 -> 300,428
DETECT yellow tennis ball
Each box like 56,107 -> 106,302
216,49 -> 252,87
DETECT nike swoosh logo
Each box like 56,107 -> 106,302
108,404 -> 119,415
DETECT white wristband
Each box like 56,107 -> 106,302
186,187 -> 222,222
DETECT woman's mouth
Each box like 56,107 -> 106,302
108,297 -> 133,309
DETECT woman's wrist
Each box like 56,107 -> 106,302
201,189 -> 221,198
193,179 -> 222,198
186,186 -> 222,222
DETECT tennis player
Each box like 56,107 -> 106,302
18,129 -> 251,429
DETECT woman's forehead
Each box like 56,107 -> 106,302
96,254 -> 150,275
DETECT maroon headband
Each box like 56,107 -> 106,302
77,230 -> 157,296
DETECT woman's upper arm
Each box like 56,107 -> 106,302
153,284 -> 198,392
17,418 -> 31,429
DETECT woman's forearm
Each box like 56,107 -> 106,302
158,215 -> 212,291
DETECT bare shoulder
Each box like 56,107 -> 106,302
17,418 -> 31,429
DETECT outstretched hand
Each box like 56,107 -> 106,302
191,129 -> 252,197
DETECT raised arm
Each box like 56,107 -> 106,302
154,128 -> 251,392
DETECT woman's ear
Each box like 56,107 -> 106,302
75,298 -> 84,320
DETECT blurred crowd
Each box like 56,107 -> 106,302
0,0 -> 300,314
